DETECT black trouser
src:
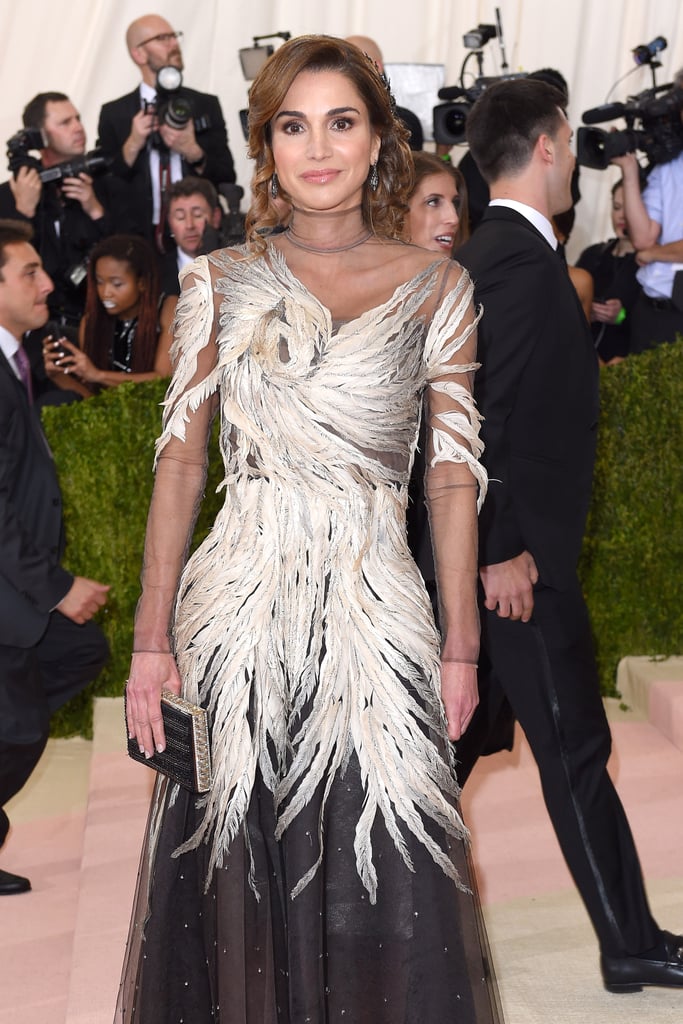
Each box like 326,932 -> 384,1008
629,291 -> 683,353
0,611 -> 108,843
454,577 -> 659,958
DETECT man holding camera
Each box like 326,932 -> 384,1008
0,93 -> 125,329
97,14 -> 236,250
612,68 -> 683,352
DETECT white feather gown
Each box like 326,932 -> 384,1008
115,243 -> 503,1024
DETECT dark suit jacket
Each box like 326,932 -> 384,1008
97,86 -> 236,242
0,349 -> 72,647
457,206 -> 599,590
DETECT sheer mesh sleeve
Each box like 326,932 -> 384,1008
422,263 -> 486,662
132,256 -> 221,653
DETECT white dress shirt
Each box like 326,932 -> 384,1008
489,198 -> 558,250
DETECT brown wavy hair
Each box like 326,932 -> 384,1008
409,151 -> 470,250
81,234 -> 161,373
245,34 -> 413,253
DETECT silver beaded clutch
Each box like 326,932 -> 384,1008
126,689 -> 212,793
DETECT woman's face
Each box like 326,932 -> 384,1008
611,186 -> 627,239
95,257 -> 143,321
270,69 -> 380,213
406,171 -> 461,254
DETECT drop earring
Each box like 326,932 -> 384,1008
271,173 -> 279,199
369,163 -> 379,192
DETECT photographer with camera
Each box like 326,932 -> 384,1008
0,92 -> 127,330
610,67 -> 683,352
97,14 -> 236,252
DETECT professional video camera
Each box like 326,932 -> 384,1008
433,73 -> 526,146
578,86 -> 683,170
577,36 -> 683,170
433,7 -> 521,146
6,127 -> 111,183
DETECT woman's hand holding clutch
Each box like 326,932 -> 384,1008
126,652 -> 182,757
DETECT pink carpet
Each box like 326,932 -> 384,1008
2,670 -> 683,1023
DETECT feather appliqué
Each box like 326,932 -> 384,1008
157,248 -> 487,902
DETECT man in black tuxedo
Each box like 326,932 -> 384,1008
0,220 -> 109,894
97,13 -> 235,249
455,78 -> 683,991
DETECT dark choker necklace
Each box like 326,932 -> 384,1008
284,228 -> 372,255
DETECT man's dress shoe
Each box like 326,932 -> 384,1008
0,868 -> 31,895
601,931 -> 683,991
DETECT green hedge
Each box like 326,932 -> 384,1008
41,381 -> 223,737
578,338 -> 683,693
42,342 -> 683,737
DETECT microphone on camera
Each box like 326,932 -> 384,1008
582,102 -> 628,125
437,85 -> 469,101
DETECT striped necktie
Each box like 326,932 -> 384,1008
12,346 -> 33,404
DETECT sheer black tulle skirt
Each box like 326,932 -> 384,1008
115,752 -> 503,1023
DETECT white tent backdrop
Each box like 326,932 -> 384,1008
0,0 -> 682,260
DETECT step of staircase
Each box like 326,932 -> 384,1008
614,655 -> 683,750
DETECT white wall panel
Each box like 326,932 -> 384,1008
0,0 -> 681,257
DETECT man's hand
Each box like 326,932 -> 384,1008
123,108 -> 159,167
9,166 -> 42,218
635,247 -> 657,266
635,240 -> 683,266
440,660 -> 479,741
158,119 -> 204,166
479,551 -> 539,621
60,174 -> 104,220
56,577 -> 110,624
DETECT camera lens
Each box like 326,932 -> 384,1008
445,108 -> 468,137
162,97 -> 193,130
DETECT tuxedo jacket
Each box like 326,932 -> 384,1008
159,248 -> 182,297
0,350 -> 72,647
457,206 -> 600,590
97,86 -> 236,241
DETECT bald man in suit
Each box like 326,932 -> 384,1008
97,13 -> 235,248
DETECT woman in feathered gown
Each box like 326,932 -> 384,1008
117,35 -> 504,1024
